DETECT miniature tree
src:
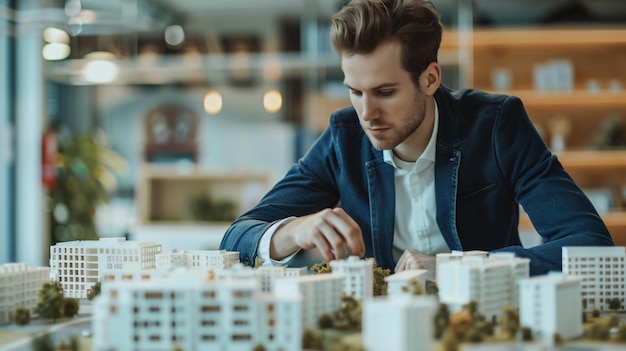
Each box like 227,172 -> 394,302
252,344 -> 266,351
254,256 -> 264,268
317,313 -> 334,329
434,303 -> 451,339
586,319 -> 611,340
463,301 -> 493,337
409,280 -> 423,295
591,308 -> 601,318
11,307 -> 31,326
311,261 -> 332,274
31,332 -> 54,351
440,329 -> 459,351
447,311 -> 474,340
499,306 -> 520,338
369,258 -> 390,296
56,336 -> 79,351
518,327 -> 533,341
553,332 -> 564,346
302,328 -> 324,350
615,324 -> 626,342
63,298 -> 80,318
87,281 -> 101,300
333,295 -> 362,331
608,297 -> 623,311
36,281 -> 65,322
608,312 -> 620,329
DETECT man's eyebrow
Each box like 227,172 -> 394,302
343,82 -> 399,91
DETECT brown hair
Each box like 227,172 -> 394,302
330,0 -> 442,85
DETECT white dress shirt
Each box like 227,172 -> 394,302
383,102 -> 449,262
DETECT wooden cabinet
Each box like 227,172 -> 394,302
137,165 -> 272,225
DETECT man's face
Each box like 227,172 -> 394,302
342,40 -> 428,152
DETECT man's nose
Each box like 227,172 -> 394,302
360,95 -> 378,121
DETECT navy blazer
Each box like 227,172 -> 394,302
220,86 -> 614,275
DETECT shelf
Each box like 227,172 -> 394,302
137,164 -> 272,225
472,27 -> 626,47
556,150 -> 626,196
489,90 -> 626,109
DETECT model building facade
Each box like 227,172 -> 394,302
93,268 -> 302,351
437,252 -> 530,320
519,272 -> 583,340
155,249 -> 240,270
49,237 -> 162,298
363,295 -> 437,351
0,263 -> 50,324
330,255 -> 373,300
562,246 -> 626,311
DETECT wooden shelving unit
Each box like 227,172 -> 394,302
136,164 -> 272,225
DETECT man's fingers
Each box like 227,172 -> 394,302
328,208 -> 365,257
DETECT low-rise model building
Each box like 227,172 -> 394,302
330,256 -> 373,300
385,269 -> 428,297
155,249 -> 240,270
0,263 -> 50,324
363,295 -> 437,351
50,237 -> 162,298
519,272 -> 583,341
93,269 -> 302,351
562,246 -> 626,311
437,252 -> 530,321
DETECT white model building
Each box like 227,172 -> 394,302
363,294 -> 438,351
155,249 -> 240,270
437,252 -> 530,321
50,237 -> 162,298
435,250 -> 488,285
273,274 -> 343,329
519,272 -> 583,341
562,246 -> 626,312
330,256 -> 373,300
255,266 -> 307,292
0,263 -> 50,324
93,268 -> 302,351
385,269 -> 428,297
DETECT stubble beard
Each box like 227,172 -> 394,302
366,92 -> 427,151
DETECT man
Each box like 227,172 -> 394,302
219,0 -> 613,276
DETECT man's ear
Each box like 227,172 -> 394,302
422,62 -> 441,95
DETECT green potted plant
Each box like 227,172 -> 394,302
48,128 -> 127,245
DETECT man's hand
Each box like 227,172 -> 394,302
395,249 -> 436,280
271,208 -> 365,261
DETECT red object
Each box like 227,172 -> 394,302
42,128 -> 58,190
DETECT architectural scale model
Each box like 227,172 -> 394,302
436,252 -> 530,321
7,239 -> 626,350
363,294 -> 438,351
518,272 -> 583,341
49,237 -> 162,298
329,255 -> 373,300
0,263 -> 50,324
562,246 -> 626,312
92,266 -> 303,351
155,248 -> 240,271
384,269 -> 428,297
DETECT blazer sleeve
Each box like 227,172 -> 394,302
490,96 -> 614,275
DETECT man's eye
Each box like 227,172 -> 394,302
377,90 -> 394,97
349,90 -> 362,96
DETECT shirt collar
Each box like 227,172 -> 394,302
384,99 -> 439,169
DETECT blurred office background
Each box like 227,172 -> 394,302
1,0 -> 626,266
